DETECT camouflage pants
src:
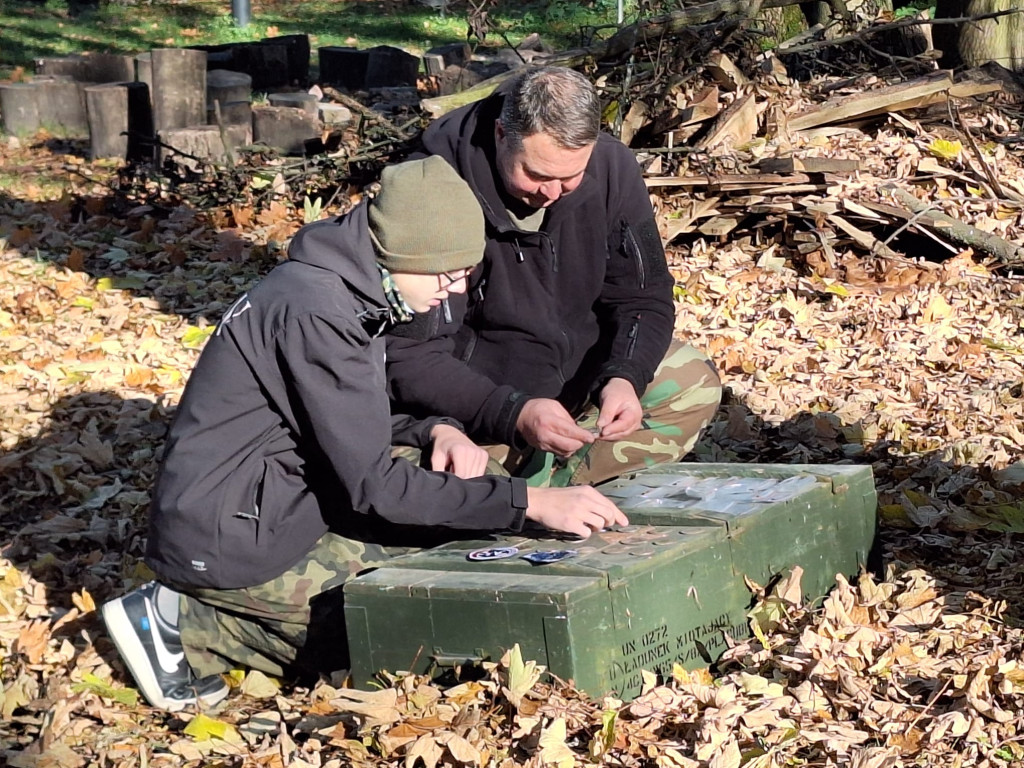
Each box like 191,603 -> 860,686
507,341 -> 723,487
177,533 -> 416,680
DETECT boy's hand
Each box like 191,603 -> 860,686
525,486 -> 628,539
430,425 -> 489,479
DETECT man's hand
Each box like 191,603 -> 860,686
517,398 -> 596,457
525,486 -> 629,539
429,424 -> 489,479
596,378 -> 643,441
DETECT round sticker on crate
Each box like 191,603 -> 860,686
467,546 -> 520,562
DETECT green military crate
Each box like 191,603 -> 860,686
343,463 -> 877,699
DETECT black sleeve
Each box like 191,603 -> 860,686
593,143 -> 675,397
283,314 -> 526,531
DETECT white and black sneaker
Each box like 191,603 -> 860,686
101,582 -> 229,712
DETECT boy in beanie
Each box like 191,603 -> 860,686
101,156 -> 626,712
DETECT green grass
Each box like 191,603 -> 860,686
0,0 -> 627,80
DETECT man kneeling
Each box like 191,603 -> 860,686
101,157 -> 626,712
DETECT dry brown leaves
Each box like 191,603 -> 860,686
2,61 -> 1024,767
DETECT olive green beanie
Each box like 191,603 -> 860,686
368,156 -> 486,274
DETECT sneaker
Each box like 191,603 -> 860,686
101,582 -> 229,712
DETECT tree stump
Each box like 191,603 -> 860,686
318,103 -> 353,126
269,92 -> 318,115
366,46 -> 420,88
34,55 -> 88,79
207,69 -> 252,124
85,82 -> 151,161
423,43 -> 471,77
262,34 -> 310,85
318,47 -> 371,91
159,123 -> 249,169
151,48 -> 207,135
252,105 -> 320,155
32,77 -> 89,138
83,52 -> 137,83
0,84 -> 40,136
85,84 -> 129,159
136,52 -> 153,104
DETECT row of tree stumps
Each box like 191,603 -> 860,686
0,44 -> 356,165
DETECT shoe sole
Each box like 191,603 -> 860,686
101,598 -> 227,712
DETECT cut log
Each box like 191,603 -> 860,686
83,52 -> 136,83
85,84 -> 129,160
207,70 -> 252,124
34,78 -> 89,138
263,34 -> 311,85
159,124 -> 249,169
136,52 -> 153,104
699,214 -> 746,236
269,92 -> 318,115
423,42 -> 471,77
0,84 -> 40,136
34,55 -> 88,79
151,48 -> 207,135
252,105 -> 321,155
435,64 -> 486,96
365,46 -> 420,89
787,72 -> 954,131
318,103 -> 353,126
696,93 -> 758,153
318,46 -> 371,91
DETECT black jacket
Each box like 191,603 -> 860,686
386,86 -> 675,447
146,204 -> 528,590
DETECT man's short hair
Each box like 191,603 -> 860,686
499,66 -> 600,152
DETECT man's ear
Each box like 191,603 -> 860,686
494,119 -> 505,142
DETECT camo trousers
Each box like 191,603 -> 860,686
177,533 -> 417,679
510,341 -> 723,487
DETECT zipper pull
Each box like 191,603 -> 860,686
442,298 -> 452,324
513,239 -> 525,263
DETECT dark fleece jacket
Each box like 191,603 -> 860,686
146,204 -> 528,590
386,85 -> 675,447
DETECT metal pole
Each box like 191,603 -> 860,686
232,0 -> 250,28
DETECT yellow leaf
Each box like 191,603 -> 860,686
503,643 -> 542,708
922,294 -> 952,323
538,718 -> 575,768
96,277 -> 115,291
183,713 -> 243,743
239,669 -> 281,699
823,282 -> 849,297
72,589 -> 95,613
182,325 -> 216,349
928,138 -> 962,161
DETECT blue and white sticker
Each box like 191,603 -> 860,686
467,546 -> 520,562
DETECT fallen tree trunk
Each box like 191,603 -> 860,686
884,184 -> 1024,265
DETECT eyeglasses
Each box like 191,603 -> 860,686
439,270 -> 470,288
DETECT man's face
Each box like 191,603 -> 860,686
495,120 -> 594,209
391,268 -> 473,313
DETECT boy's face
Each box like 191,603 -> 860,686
392,268 -> 473,313
494,121 -> 593,210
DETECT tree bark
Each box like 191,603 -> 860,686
933,0 -> 1024,70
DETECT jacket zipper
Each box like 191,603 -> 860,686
627,314 -> 641,359
625,226 -> 645,290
